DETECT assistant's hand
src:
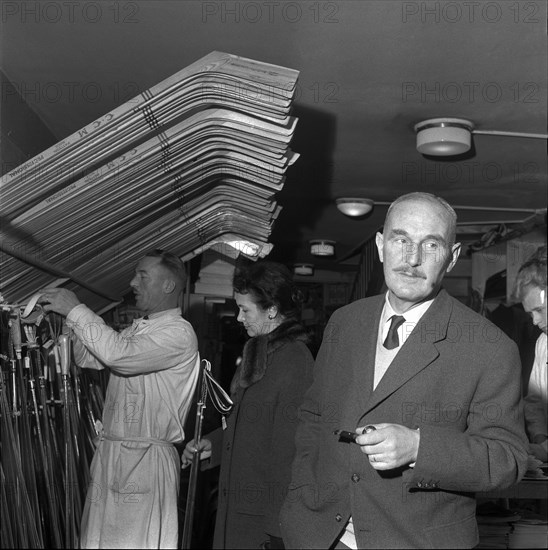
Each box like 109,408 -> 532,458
40,288 -> 81,317
355,423 -> 420,470
181,438 -> 212,469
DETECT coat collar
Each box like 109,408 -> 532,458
229,320 -> 309,396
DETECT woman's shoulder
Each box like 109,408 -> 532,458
270,339 -> 314,370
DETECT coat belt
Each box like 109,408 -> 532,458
101,433 -> 174,447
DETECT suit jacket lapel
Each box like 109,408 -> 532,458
362,289 -> 453,415
353,296 -> 384,413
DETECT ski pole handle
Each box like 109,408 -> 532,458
58,334 -> 71,376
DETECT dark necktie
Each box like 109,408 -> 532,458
383,315 -> 405,350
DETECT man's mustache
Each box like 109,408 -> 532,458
393,268 -> 426,279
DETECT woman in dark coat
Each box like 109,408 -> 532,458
182,261 -> 314,549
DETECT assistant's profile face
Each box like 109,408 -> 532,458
376,199 -> 460,312
130,256 -> 169,315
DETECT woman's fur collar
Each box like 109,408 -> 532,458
230,320 -> 309,396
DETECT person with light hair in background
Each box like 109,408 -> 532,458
512,244 -> 547,462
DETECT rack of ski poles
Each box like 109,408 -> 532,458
1,302 -> 107,548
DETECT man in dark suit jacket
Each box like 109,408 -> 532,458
280,192 -> 529,549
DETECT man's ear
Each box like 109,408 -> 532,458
446,242 -> 462,274
163,279 -> 176,294
375,232 -> 385,263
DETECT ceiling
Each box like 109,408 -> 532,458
1,1 -> 547,307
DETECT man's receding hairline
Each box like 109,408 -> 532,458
385,196 -> 457,242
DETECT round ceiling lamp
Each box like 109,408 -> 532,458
414,117 -> 474,156
310,240 -> 336,256
336,198 -> 375,217
293,263 -> 314,276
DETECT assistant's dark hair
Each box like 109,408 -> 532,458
145,249 -> 187,287
233,260 -> 304,320
512,244 -> 547,302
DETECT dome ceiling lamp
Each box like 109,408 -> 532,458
335,198 -> 375,217
293,263 -> 314,276
414,117 -> 548,156
310,239 -> 336,256
414,117 -> 474,156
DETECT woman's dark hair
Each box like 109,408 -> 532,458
233,261 -> 303,320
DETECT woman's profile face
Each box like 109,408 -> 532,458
234,292 -> 276,337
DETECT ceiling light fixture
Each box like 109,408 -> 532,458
336,198 -> 375,217
414,117 -> 474,156
310,239 -> 336,256
293,263 -> 314,276
414,118 -> 548,157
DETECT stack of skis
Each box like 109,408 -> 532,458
0,51 -> 300,310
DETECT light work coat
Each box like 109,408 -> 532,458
67,305 -> 200,549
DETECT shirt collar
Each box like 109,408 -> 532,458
140,308 -> 182,321
382,292 -> 436,324
381,292 -> 436,346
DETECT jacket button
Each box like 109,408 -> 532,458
351,473 -> 360,483
335,514 -> 342,522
